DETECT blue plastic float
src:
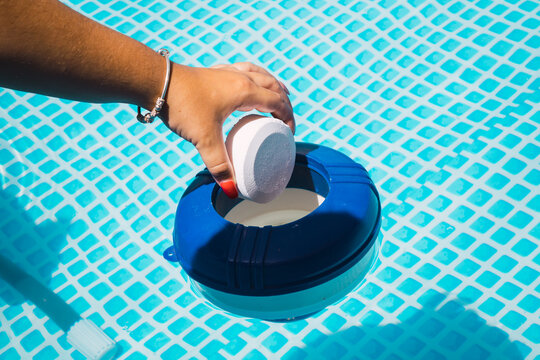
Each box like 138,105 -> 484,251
164,143 -> 381,321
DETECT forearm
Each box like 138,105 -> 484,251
0,0 -> 294,190
0,0 -> 164,109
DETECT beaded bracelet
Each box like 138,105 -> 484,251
136,48 -> 171,124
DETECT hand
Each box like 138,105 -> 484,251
159,62 -> 295,198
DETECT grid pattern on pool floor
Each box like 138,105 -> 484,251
0,0 -> 538,359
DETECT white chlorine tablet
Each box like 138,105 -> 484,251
225,114 -> 296,203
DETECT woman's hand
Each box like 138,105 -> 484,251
159,62 -> 295,198
1,1 -> 293,199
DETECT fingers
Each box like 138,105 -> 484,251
243,72 -> 295,134
273,109 -> 295,135
244,87 -> 294,133
195,134 -> 238,198
214,62 -> 290,95
233,62 -> 290,94
211,62 -> 296,134
245,72 -> 283,95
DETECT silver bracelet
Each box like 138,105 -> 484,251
136,48 -> 171,124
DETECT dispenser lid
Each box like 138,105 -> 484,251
166,143 -> 381,296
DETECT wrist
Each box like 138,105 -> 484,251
136,49 -> 172,124
136,48 -> 168,112
155,62 -> 193,123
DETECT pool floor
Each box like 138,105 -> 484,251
0,0 -> 539,359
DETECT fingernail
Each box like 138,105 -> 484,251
280,81 -> 290,95
220,180 -> 238,199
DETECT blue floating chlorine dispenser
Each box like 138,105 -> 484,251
164,117 -> 381,321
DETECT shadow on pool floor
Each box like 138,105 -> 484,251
0,186 -> 71,306
299,295 -> 525,360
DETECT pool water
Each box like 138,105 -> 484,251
0,0 -> 538,359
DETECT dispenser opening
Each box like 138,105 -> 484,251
213,161 -> 329,227
225,188 -> 324,226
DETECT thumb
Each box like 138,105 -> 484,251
196,135 -> 238,199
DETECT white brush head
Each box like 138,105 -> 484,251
226,114 -> 295,203
66,319 -> 117,360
